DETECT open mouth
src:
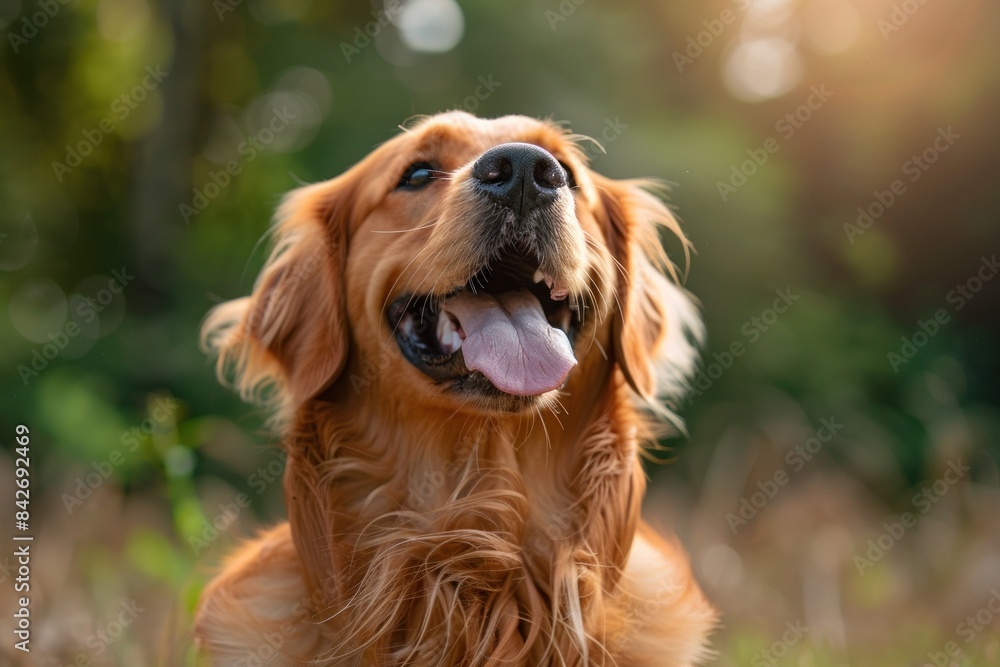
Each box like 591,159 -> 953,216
388,247 -> 585,400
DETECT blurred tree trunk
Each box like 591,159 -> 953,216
129,0 -> 208,292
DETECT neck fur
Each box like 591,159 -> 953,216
283,367 -> 647,665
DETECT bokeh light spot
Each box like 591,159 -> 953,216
397,0 -> 464,53
724,37 -> 804,102
743,0 -> 798,28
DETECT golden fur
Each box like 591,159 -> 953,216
195,112 -> 716,665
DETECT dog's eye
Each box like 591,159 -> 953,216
558,161 -> 577,189
398,162 -> 436,190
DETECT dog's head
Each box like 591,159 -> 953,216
203,112 -> 701,417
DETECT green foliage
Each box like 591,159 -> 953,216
1,0 -> 998,663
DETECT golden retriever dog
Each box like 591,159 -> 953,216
195,111 -> 716,666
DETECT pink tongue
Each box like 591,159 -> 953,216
443,290 -> 576,396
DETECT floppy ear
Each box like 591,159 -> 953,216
201,179 -> 352,408
597,177 -> 704,409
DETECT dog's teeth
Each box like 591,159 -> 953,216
533,269 -> 544,284
437,313 -> 462,354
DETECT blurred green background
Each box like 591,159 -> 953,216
1,0 -> 999,664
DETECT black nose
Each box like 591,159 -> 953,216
471,143 -> 567,217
